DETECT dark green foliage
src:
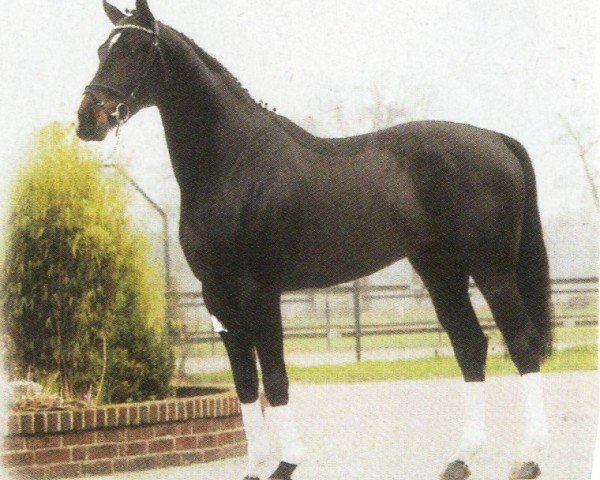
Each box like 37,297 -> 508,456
2,123 -> 174,403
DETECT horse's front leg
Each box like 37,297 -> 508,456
218,323 -> 270,479
249,288 -> 305,480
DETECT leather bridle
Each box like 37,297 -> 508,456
83,22 -> 164,127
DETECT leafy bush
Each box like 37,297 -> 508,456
2,123 -> 173,403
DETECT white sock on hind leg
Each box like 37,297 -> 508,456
455,381 -> 486,462
522,372 -> 549,454
241,401 -> 270,477
269,404 -> 306,465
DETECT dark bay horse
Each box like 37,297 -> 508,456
77,2 -> 552,479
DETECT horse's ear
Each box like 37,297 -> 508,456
136,0 -> 155,26
103,0 -> 125,25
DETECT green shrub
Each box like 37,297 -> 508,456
2,123 -> 173,403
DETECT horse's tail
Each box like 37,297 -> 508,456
501,134 -> 553,361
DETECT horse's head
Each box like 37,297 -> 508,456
77,0 -> 163,141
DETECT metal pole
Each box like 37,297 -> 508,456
353,280 -> 362,362
102,164 -> 171,288
325,296 -> 331,351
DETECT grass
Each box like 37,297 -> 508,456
175,325 -> 598,358
186,344 -> 597,385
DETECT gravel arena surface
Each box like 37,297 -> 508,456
96,371 -> 597,480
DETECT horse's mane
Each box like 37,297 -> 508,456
166,25 -> 369,155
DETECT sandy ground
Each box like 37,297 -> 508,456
94,371 -> 597,480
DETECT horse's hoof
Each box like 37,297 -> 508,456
440,460 -> 471,480
509,461 -> 541,479
243,477 -> 260,480
268,461 -> 297,479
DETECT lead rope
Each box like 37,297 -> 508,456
102,122 -> 123,166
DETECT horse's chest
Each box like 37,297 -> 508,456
178,204 -> 243,279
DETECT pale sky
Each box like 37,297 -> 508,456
0,1 -> 597,215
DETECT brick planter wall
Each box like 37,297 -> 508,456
2,388 -> 246,479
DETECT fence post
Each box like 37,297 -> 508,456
325,295 -> 331,351
353,281 -> 362,362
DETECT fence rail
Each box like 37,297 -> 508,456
168,277 -> 598,361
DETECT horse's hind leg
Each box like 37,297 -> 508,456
471,268 -> 548,479
410,251 -> 488,479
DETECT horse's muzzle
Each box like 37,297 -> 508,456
76,92 -> 117,142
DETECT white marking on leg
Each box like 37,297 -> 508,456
522,372 -> 549,454
455,381 -> 486,462
211,315 -> 228,333
240,401 -> 270,477
269,404 -> 305,465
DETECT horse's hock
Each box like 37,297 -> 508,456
2,387 -> 247,478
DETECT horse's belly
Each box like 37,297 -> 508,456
278,214 -> 421,290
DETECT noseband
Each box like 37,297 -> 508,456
84,23 -> 164,127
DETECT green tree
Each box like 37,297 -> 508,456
2,123 -> 173,403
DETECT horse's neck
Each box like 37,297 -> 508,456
156,34 -> 273,193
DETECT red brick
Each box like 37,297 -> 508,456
202,399 -> 209,417
107,407 -> 118,427
194,399 -> 202,418
47,412 -> 59,433
72,446 -> 86,461
168,402 -> 176,420
8,414 -> 21,435
204,447 -> 221,462
231,429 -> 246,443
2,450 -> 34,467
191,418 -> 215,434
82,460 -> 114,475
139,404 -> 149,424
128,455 -> 157,471
118,407 -> 129,425
45,463 -> 82,478
73,411 -> 84,430
97,429 -> 124,443
2,436 -> 26,451
181,450 -> 204,465
179,422 -> 192,435
127,425 -> 154,441
35,448 -> 70,465
149,438 -> 174,454
96,409 -> 106,428
197,434 -> 215,449
84,409 -> 96,429
114,458 -> 129,472
186,400 -> 195,417
9,466 -> 46,479
149,403 -> 158,423
159,402 -> 168,421
215,431 -> 235,446
60,412 -> 73,431
26,434 -> 61,450
177,401 -> 186,420
156,452 -> 182,468
129,405 -> 139,425
62,430 -> 96,446
33,413 -> 46,433
221,416 -> 242,430
87,443 -> 118,460
155,423 -> 178,437
120,441 -> 148,456
175,436 -> 196,451
20,414 -> 34,435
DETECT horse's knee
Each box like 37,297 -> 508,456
453,330 -> 488,382
263,370 -> 289,407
